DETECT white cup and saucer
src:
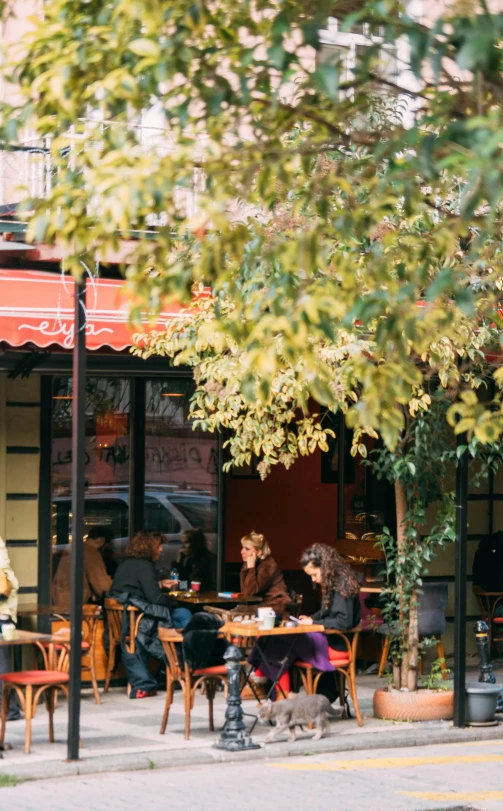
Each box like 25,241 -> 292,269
256,607 -> 276,630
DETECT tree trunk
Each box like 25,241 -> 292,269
407,588 -> 419,692
394,479 -> 412,690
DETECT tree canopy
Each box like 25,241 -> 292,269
3,0 -> 503,446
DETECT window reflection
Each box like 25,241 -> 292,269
51,377 -> 131,577
144,380 -> 218,583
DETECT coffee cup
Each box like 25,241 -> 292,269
257,607 -> 275,619
258,615 -> 275,630
1,623 -> 16,641
191,581 -> 201,593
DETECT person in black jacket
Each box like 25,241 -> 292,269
112,530 -> 192,628
298,543 -> 361,648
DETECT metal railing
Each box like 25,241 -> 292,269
0,120 -> 203,219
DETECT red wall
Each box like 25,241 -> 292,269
225,450 -> 364,570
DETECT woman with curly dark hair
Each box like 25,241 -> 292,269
298,543 -> 361,640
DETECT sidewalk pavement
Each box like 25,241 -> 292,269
1,665 -> 502,782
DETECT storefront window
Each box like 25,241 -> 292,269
50,376 -> 219,587
144,379 -> 218,582
51,376 -> 131,576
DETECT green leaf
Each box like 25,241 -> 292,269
128,39 -> 161,58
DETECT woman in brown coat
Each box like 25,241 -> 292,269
240,531 -> 290,616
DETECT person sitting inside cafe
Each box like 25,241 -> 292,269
111,530 -> 192,629
110,530 -> 192,698
240,531 -> 290,616
176,529 -> 216,591
52,524 -> 112,609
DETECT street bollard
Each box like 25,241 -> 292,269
214,643 -> 261,751
474,620 -> 503,713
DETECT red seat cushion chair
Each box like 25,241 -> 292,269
0,671 -> 69,754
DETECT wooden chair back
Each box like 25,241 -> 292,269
104,597 -> 143,654
158,626 -> 184,680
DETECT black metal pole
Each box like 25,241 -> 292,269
453,433 -> 468,727
37,375 -> 53,634
67,278 -> 87,761
216,431 -> 226,592
337,411 -> 345,539
129,378 -> 145,538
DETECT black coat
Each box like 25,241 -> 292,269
312,590 -> 361,650
110,590 -> 172,662
112,558 -> 170,607
182,612 -> 229,670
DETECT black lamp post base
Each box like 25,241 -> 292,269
215,732 -> 261,751
214,644 -> 262,752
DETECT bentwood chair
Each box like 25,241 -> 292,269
158,627 -> 228,740
294,625 -> 363,727
36,604 -> 103,704
104,598 -> 144,695
1,666 -> 69,754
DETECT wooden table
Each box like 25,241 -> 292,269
221,621 -> 325,638
169,591 -> 263,607
0,630 -> 53,646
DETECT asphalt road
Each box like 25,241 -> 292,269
1,738 -> 502,810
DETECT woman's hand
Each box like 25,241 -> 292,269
297,615 -> 314,626
246,551 -> 257,569
160,579 -> 178,589
241,545 -> 257,569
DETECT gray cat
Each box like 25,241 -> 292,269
258,694 -> 340,742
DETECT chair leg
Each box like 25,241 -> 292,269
46,688 -> 55,744
348,665 -> 363,727
0,683 -> 8,744
437,639 -> 448,680
160,677 -> 174,735
306,667 -> 314,696
87,643 -> 101,705
378,637 -> 390,677
24,684 -> 33,755
207,680 -> 215,732
184,681 -> 192,740
104,642 -> 117,694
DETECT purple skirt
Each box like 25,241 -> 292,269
248,631 -> 335,683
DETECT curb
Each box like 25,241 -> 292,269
2,723 -> 503,782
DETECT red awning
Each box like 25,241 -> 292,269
0,269 -> 184,351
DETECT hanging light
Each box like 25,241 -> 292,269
161,392 -> 184,397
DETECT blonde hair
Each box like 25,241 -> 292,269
241,531 -> 271,560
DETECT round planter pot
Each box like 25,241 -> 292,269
465,682 -> 502,725
373,687 -> 454,722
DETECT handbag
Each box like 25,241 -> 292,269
0,569 -> 12,600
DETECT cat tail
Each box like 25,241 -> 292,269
326,705 -> 341,717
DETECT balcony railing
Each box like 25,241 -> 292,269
0,120 -> 203,221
